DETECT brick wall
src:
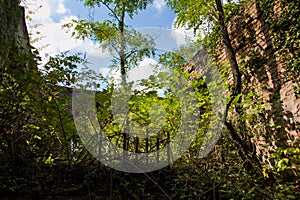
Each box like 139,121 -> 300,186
185,0 -> 300,165
226,0 -> 299,131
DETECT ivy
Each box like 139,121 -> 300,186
259,0 -> 300,75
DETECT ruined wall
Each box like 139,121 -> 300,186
182,0 -> 300,167
216,0 -> 300,164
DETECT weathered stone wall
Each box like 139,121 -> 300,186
231,1 -> 298,124
184,0 -> 299,166
218,0 -> 300,165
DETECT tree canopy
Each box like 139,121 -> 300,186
0,0 -> 299,199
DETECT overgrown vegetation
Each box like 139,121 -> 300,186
0,0 -> 299,199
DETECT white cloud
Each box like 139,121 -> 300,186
24,0 -> 100,65
24,1 -> 51,20
153,0 -> 166,14
128,58 -> 158,83
171,17 -> 197,46
23,0 -> 68,20
88,47 -> 111,58
30,15 -> 82,56
99,67 -> 111,77
110,58 -> 159,89
85,47 -> 114,74
22,0 -> 177,93
56,0 -> 67,14
24,0 -> 121,87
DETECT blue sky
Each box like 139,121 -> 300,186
22,0 -> 197,87
62,0 -> 176,28
22,0 -> 187,52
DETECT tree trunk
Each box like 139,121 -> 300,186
0,0 -> 32,69
215,0 -> 241,97
214,0 -> 264,177
118,1 -> 129,157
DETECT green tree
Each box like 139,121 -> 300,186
166,0 -> 241,96
0,0 -> 40,175
0,1 -> 84,192
64,0 -> 154,82
64,0 -> 156,158
165,0 -> 265,173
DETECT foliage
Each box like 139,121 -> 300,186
1,0 -> 300,199
260,0 -> 300,74
166,0 -> 242,33
83,0 -> 153,18
165,0 -> 300,198
259,0 -> 300,96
